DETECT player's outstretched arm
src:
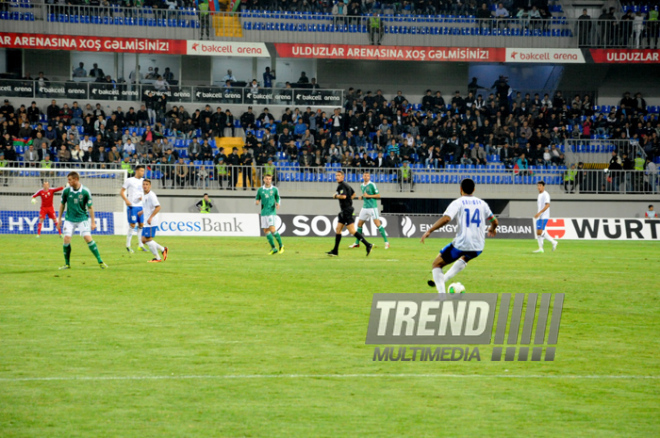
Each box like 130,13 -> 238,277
421,215 -> 451,244
31,190 -> 41,204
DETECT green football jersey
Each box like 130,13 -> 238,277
61,185 -> 93,222
361,181 -> 379,209
256,185 -> 280,216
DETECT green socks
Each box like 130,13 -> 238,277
87,240 -> 103,263
354,226 -> 388,244
63,241 -> 103,265
378,226 -> 388,243
266,232 -> 276,249
63,243 -> 71,265
273,232 -> 282,248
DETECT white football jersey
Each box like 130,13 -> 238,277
122,177 -> 144,207
537,191 -> 551,219
142,190 -> 161,227
443,196 -> 494,251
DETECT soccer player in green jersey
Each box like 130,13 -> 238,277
350,171 -> 389,249
255,174 -> 284,255
57,172 -> 107,269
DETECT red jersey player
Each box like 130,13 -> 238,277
31,181 -> 64,237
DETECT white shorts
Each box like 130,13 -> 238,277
62,219 -> 91,237
358,208 -> 380,222
261,215 -> 277,229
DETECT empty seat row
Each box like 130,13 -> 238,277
275,171 -> 562,185
45,14 -> 200,28
246,21 -> 572,37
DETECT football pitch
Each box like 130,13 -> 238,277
1,236 -> 658,437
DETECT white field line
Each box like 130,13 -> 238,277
1,373 -> 658,383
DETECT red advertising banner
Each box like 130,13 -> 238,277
589,49 -> 660,63
275,43 -> 505,62
0,33 -> 187,54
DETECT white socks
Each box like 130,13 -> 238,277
537,231 -> 556,250
147,240 -> 163,259
432,268 -> 446,294
445,259 -> 467,282
543,231 -> 557,245
137,227 -> 144,248
126,227 -> 134,248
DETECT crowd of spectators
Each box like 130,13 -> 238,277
1,85 -> 658,189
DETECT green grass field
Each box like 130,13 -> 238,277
1,235 -> 659,437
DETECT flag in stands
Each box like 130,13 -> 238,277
196,0 -> 221,12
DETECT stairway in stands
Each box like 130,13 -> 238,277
212,0 -> 243,37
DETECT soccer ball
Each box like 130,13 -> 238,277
447,282 -> 466,294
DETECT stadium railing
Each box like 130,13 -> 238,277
0,4 -> 650,48
2,163 -> 656,195
564,139 -> 647,165
0,79 -> 344,106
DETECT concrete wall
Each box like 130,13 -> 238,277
158,194 -> 340,215
24,50 -> 70,79
13,98 -> 338,121
0,48 -> 6,76
506,200 -> 657,219
317,60 -> 468,95
560,64 -> 660,106
155,194 -> 657,218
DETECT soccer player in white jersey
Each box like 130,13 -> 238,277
140,179 -> 168,263
534,181 -> 558,253
120,165 -> 147,253
421,178 -> 498,294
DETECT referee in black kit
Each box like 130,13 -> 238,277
327,171 -> 373,257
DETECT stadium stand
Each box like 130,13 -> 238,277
1,85 -> 658,193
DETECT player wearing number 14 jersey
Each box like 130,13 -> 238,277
421,178 -> 498,294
